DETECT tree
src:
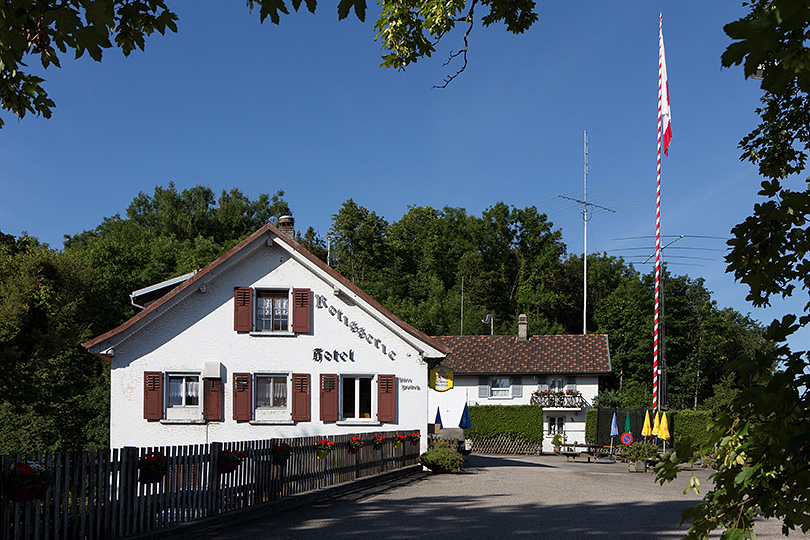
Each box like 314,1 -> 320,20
656,2 -> 810,537
0,234 -> 108,452
0,0 -> 539,128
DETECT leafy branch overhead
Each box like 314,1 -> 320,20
0,0 -> 538,128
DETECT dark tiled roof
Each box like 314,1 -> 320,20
433,334 -> 611,375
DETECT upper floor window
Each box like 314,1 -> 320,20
342,375 -> 373,420
233,287 -> 311,334
478,376 -> 523,399
256,292 -> 288,332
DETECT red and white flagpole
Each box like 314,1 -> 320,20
653,13 -> 671,413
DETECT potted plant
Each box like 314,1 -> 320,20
316,439 -> 334,460
393,435 -> 408,448
371,434 -> 386,449
552,433 -> 563,453
620,442 -> 658,472
348,436 -> 364,454
272,443 -> 292,465
138,452 -> 168,484
217,449 -> 247,474
409,432 -> 421,446
7,461 -> 53,502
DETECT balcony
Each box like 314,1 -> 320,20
530,392 -> 585,410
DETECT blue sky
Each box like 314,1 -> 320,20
2,1 -> 807,349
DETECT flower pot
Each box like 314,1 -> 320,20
138,471 -> 166,484
628,461 -> 647,473
217,462 -> 238,474
316,448 -> 330,460
272,455 -> 289,466
348,447 -> 360,455
393,440 -> 403,449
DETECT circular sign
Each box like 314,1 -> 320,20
621,432 -> 634,445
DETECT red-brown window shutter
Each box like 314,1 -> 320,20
203,378 -> 223,421
144,371 -> 163,420
377,374 -> 396,423
291,288 -> 311,333
320,374 -> 338,422
233,373 -> 252,421
234,287 -> 253,332
291,373 -> 311,422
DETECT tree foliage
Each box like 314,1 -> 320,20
1,0 -> 539,127
655,2 -> 810,537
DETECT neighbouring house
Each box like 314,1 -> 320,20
428,315 -> 611,452
83,217 -> 448,449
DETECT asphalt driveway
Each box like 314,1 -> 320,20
181,454 -> 808,540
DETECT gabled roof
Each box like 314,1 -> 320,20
432,334 -> 611,375
83,222 -> 449,358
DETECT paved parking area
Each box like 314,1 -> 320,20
184,454 -> 809,539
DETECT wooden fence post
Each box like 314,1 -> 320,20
208,442 -> 221,517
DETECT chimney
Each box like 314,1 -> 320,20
277,215 -> 295,239
518,314 -> 528,341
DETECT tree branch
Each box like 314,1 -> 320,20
433,0 -> 477,89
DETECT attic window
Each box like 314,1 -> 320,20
256,291 -> 288,332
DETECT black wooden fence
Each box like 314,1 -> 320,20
1,431 -> 421,540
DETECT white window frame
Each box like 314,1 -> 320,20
252,288 -> 293,335
252,372 -> 293,424
338,373 -> 378,425
489,377 -> 512,398
164,372 -> 203,422
548,416 -> 565,435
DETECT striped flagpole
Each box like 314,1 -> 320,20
653,13 -> 664,412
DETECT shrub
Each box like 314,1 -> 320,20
619,441 -> 658,462
671,409 -> 713,448
585,408 -> 597,443
466,405 -> 544,444
420,446 -> 465,473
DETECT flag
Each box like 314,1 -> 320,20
659,14 -> 672,156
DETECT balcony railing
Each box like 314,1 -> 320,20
531,393 -> 585,409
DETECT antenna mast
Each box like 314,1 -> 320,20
583,131 -> 588,335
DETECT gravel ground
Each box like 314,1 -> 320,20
183,454 -> 809,540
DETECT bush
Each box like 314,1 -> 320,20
420,446 -> 465,473
585,408 -> 597,443
466,405 -> 544,444
671,409 -> 713,448
619,441 -> 658,462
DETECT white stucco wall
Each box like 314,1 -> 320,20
428,374 -> 600,453
109,242 -> 432,450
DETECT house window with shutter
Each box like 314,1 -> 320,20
479,376 -> 524,399
149,371 -> 205,423
335,374 -> 393,424
234,287 -> 312,334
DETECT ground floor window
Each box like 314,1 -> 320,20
168,374 -> 200,407
342,375 -> 373,419
548,416 -> 565,435
255,374 -> 288,409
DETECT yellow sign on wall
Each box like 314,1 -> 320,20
429,366 -> 454,392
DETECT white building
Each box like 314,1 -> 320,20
83,218 -> 448,449
428,316 -> 611,453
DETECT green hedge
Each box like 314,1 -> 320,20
671,409 -> 714,448
585,408 -> 597,443
466,405 -> 544,444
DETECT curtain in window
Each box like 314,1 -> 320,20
274,378 -> 287,406
168,377 -> 183,406
257,377 -> 272,407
